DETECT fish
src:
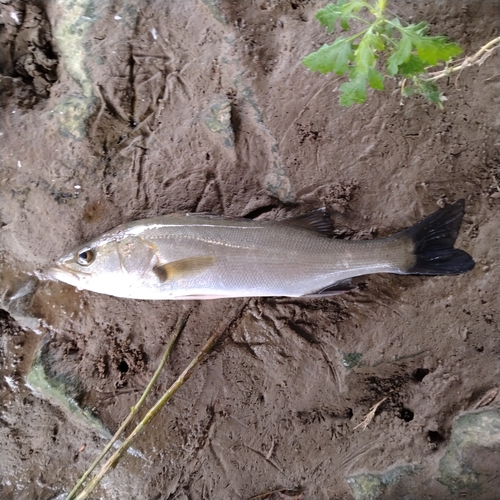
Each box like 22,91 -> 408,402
46,200 -> 475,300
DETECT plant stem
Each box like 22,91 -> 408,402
349,14 -> 371,25
65,311 -> 190,500
359,0 -> 376,14
343,26 -> 371,44
72,301 -> 247,500
380,32 -> 398,49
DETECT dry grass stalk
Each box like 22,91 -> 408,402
70,302 -> 246,500
249,488 -> 304,500
474,388 -> 499,409
353,396 -> 388,431
65,312 -> 190,500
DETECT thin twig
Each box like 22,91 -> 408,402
73,301 -> 247,500
89,85 -> 107,138
65,311 -> 190,500
353,396 -> 388,431
475,388 -> 499,409
249,488 -> 304,500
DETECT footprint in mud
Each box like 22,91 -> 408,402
0,1 -> 58,107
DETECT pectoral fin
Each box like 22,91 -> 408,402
153,256 -> 215,282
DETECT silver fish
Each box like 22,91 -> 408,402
47,200 -> 474,300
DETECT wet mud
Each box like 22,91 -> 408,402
1,1 -> 499,499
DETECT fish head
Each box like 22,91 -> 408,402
46,225 -> 162,297
46,234 -> 124,292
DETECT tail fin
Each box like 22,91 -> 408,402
400,200 -> 475,275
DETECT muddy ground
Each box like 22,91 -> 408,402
0,1 -> 499,499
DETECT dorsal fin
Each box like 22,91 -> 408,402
278,208 -> 334,237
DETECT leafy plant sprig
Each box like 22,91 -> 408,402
302,0 -> 497,107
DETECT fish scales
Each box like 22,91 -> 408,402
130,219 -> 400,296
46,201 -> 474,300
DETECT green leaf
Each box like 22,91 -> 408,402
398,21 -> 427,38
415,36 -> 462,65
302,38 -> 353,75
355,32 -> 376,74
367,67 -> 384,90
339,73 -> 367,106
400,22 -> 462,66
339,0 -> 365,31
340,15 -> 351,31
390,17 -> 402,28
314,0 -> 364,33
398,54 -> 425,77
386,33 -> 412,76
370,32 -> 385,51
418,81 -> 441,103
315,3 -> 343,34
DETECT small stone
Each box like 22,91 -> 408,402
439,410 -> 500,494
202,100 -> 234,148
348,465 -> 417,500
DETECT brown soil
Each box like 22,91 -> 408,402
0,1 -> 499,499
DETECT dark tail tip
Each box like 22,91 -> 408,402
403,200 -> 475,276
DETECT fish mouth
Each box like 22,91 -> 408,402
44,264 -> 87,287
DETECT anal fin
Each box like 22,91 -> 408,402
301,278 -> 356,298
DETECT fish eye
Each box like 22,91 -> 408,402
77,249 -> 95,266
